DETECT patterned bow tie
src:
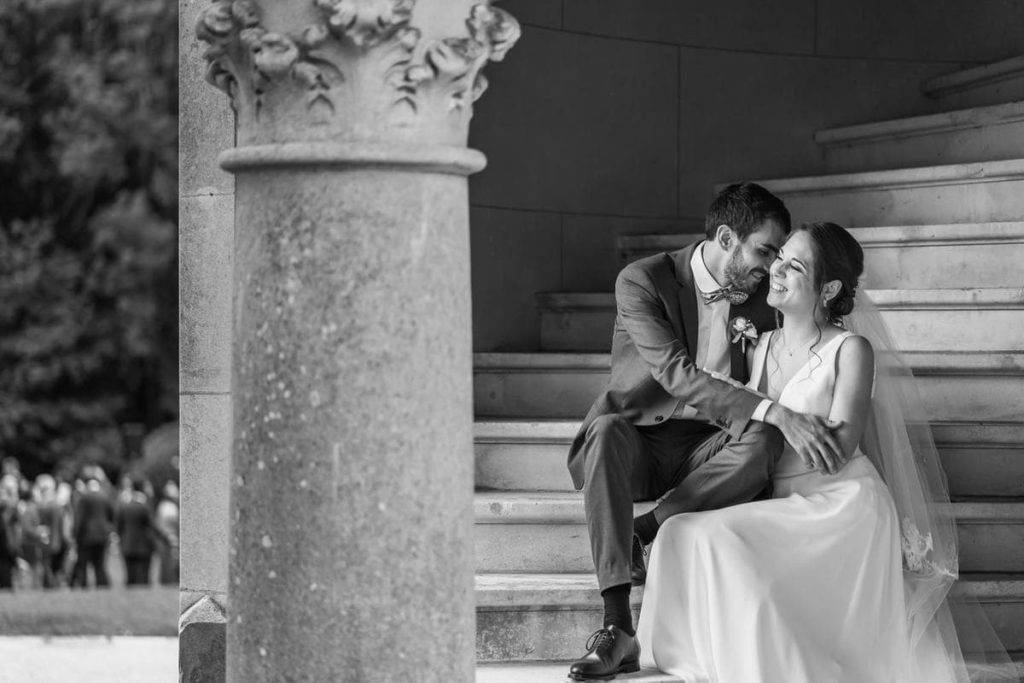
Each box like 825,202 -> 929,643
700,286 -> 749,306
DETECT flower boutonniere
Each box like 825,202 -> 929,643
729,316 -> 759,352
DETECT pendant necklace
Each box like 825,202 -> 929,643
778,329 -> 818,358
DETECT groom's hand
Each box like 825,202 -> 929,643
764,404 -> 846,474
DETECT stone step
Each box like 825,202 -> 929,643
474,493 -> 1024,574
937,422 -> 1024,498
617,223 -> 1024,290
814,101 -> 1024,173
922,55 -> 1024,109
473,351 -> 1024,423
726,158 -> 1024,226
474,420 -> 1024,498
475,572 -> 1024,662
476,573 -> 646,666
476,659 -> 1024,683
535,289 -> 1024,353
475,420 -> 579,493
616,231 -> 704,266
473,353 -> 608,419
476,661 -> 682,683
955,500 -> 1024,571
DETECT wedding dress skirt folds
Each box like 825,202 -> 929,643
636,332 -> 962,683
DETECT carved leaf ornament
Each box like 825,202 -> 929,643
196,0 -> 520,139
314,0 -> 415,48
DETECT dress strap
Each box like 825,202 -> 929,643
819,330 -> 854,360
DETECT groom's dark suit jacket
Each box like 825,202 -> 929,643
567,241 -> 778,491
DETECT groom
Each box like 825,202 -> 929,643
566,183 -> 845,680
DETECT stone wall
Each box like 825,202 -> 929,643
468,0 -> 1024,351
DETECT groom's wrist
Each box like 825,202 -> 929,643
752,399 -> 773,423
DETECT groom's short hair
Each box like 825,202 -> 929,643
705,182 -> 791,241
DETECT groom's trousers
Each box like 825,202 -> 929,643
580,415 -> 784,591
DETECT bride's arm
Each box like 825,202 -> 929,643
826,335 -> 875,471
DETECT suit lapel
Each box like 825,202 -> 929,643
670,244 -> 700,358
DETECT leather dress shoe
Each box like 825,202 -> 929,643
568,625 -> 640,680
630,534 -> 648,586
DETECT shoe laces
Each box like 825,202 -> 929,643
586,628 -> 615,652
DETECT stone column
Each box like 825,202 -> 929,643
194,2 -> 519,681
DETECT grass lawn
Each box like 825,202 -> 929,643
0,586 -> 178,636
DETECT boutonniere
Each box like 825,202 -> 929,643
729,316 -> 758,352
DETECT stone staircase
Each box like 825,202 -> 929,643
474,55 -> 1024,681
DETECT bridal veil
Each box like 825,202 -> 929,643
847,291 -> 1013,682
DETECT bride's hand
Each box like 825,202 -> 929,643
765,404 -> 846,474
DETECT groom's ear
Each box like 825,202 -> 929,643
713,224 -> 734,249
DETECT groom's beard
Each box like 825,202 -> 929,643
724,249 -> 767,293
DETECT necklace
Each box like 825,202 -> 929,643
776,329 -> 818,358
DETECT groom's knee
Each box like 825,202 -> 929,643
739,422 -> 785,472
586,414 -> 632,448
583,415 -> 635,472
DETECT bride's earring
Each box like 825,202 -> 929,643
815,294 -> 830,323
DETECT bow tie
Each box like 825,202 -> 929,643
700,286 -> 749,306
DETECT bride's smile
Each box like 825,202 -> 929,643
764,229 -> 848,326
766,231 -> 818,312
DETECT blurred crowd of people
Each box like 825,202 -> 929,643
0,458 -> 179,591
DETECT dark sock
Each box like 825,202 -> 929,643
633,510 -> 660,546
601,583 -> 634,635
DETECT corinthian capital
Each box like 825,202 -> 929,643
196,0 -> 520,147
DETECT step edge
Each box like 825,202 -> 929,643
931,421 -> 1024,446
474,660 -> 1023,681
473,572 -> 1024,606
923,55 -> 1024,97
954,500 -> 1024,520
474,491 -> 1024,522
475,420 -> 579,441
814,100 -> 1024,146
474,493 -> 654,524
474,351 -> 1024,373
475,661 -> 684,682
536,288 -> 1024,310
474,352 -> 610,371
714,158 -> 1024,195
618,223 -> 1024,251
473,419 -> 1024,446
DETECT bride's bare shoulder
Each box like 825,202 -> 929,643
836,333 -> 874,376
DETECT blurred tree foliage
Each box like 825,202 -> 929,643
0,0 -> 177,478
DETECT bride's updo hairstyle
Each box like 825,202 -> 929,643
798,222 -> 864,324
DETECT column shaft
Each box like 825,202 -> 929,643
229,164 -> 476,681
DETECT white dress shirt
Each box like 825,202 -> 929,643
673,242 -> 773,424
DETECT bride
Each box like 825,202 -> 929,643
635,222 -> 1011,682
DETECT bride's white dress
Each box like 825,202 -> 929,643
636,331 -> 960,683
